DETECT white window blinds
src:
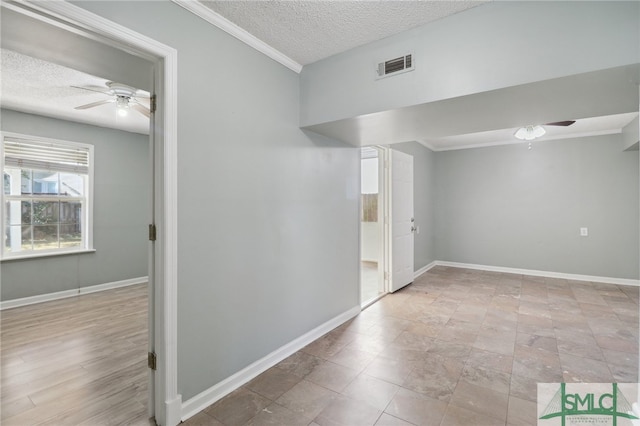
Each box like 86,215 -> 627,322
4,136 -> 90,174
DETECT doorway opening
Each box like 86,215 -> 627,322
360,146 -> 386,307
0,15 -> 153,426
1,1 -> 179,424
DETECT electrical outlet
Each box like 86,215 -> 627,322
580,227 -> 588,237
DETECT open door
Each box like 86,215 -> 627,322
389,149 -> 414,292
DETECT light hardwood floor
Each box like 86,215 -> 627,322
1,283 -> 152,425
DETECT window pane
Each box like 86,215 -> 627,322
4,227 -> 9,252
33,171 -> 59,195
33,201 -> 59,224
33,225 -> 58,250
21,170 -> 32,194
60,202 -> 81,223
22,225 -> 33,250
5,225 -> 33,252
2,136 -> 91,256
60,173 -> 84,196
4,200 -> 30,226
3,173 -> 10,195
60,224 -> 81,248
21,200 -> 32,225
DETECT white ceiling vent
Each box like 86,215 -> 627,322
376,53 -> 414,79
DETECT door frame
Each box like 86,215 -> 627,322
359,145 -> 390,308
3,2 -> 181,425
378,146 -> 390,296
363,145 -> 414,299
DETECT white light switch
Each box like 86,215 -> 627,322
580,227 -> 588,237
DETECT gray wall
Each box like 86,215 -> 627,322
1,109 -> 150,300
392,142 -> 436,271
300,1 -> 639,126
72,1 -> 360,402
434,134 -> 639,279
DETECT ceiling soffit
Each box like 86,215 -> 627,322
302,65 -> 640,149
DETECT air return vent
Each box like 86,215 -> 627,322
376,54 -> 414,79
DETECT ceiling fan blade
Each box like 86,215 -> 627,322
132,103 -> 151,118
74,99 -> 115,110
70,85 -> 111,95
546,120 -> 576,127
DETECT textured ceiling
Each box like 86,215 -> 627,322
3,4 -> 635,150
1,49 -> 150,135
201,1 -> 489,65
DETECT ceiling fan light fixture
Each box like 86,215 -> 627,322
116,96 -> 130,117
514,125 -> 546,141
74,81 -> 150,118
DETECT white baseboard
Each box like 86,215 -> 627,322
180,305 -> 361,422
414,261 -> 437,279
164,396 -> 183,426
435,261 -> 640,287
0,276 -> 148,310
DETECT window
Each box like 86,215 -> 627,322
1,133 -> 93,258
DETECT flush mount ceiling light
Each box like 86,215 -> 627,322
514,125 -> 546,141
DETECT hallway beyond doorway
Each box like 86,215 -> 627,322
361,261 -> 383,305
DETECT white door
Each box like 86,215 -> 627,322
389,149 -> 414,292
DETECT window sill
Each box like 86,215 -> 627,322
1,248 -> 96,262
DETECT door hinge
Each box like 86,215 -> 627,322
384,271 -> 388,281
150,95 -> 157,113
148,352 -> 157,370
149,224 -> 157,241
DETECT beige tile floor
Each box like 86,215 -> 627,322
185,267 -> 639,426
361,261 -> 383,305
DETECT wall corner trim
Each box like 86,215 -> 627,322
416,140 -> 437,152
0,276 -> 148,310
170,0 -> 303,74
435,261 -> 640,287
180,304 -> 361,422
165,396 -> 183,426
414,261 -> 437,279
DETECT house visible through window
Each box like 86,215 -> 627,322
1,133 -> 93,258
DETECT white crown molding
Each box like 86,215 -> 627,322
171,0 -> 303,74
180,305 -> 361,421
436,261 -> 640,287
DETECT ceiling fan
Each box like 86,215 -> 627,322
515,120 -> 576,141
72,81 -> 150,118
